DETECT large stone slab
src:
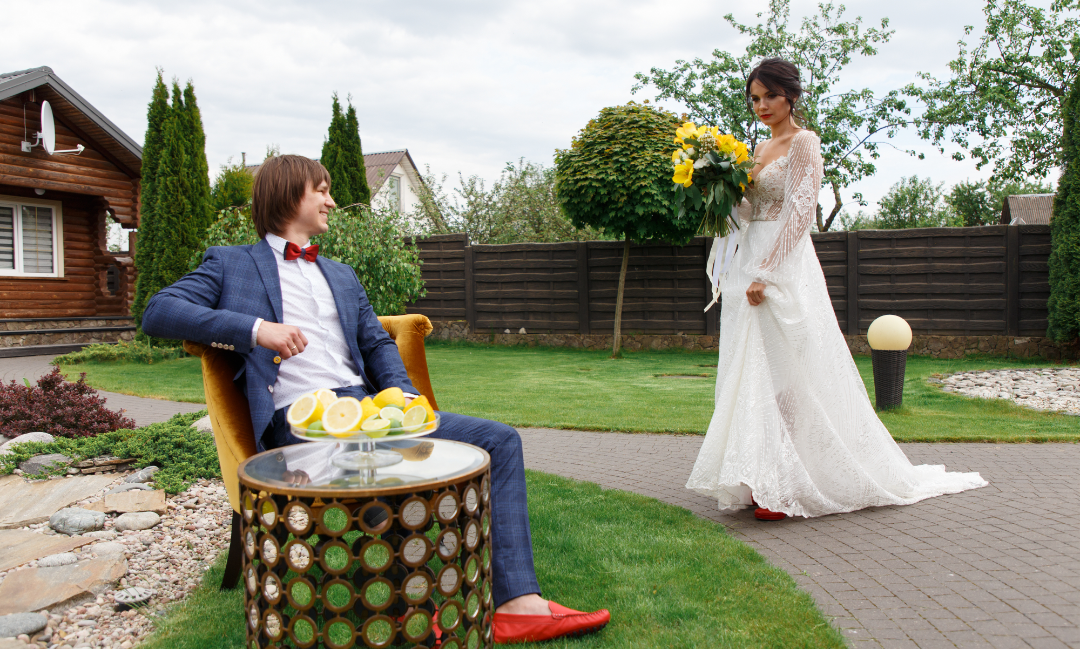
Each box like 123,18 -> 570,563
0,474 -> 116,529
103,489 -> 166,514
0,529 -> 92,572
0,556 -> 127,615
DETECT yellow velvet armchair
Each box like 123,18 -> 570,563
183,313 -> 438,589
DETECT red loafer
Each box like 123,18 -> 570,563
754,507 -> 787,521
493,601 -> 610,644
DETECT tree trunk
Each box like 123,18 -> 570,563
611,233 -> 631,359
821,181 -> 844,232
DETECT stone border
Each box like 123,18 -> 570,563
427,320 -> 1080,359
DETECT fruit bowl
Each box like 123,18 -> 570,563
289,412 -> 441,444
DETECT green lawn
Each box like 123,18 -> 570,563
59,342 -> 1079,442
140,471 -> 845,649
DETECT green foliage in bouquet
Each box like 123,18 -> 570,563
670,123 -> 754,237
189,205 -> 425,315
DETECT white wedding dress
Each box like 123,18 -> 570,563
685,130 -> 987,517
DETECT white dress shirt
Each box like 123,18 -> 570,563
255,233 -> 364,410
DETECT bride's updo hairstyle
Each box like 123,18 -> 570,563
745,57 -> 806,126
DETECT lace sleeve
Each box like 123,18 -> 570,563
754,131 -> 822,284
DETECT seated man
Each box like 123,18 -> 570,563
142,154 -> 609,644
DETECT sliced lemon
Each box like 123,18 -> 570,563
360,418 -> 391,438
401,406 -> 428,431
315,388 -> 338,409
322,397 -> 363,437
287,393 -> 324,429
372,387 -> 406,410
360,396 -> 381,422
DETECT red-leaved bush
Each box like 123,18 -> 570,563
0,368 -> 136,439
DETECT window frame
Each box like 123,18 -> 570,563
387,175 -> 402,212
0,195 -> 64,278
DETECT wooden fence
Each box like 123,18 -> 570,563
405,225 -> 1052,337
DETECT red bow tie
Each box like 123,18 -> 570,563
284,242 -> 319,262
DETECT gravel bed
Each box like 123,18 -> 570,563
938,367 -> 1080,415
1,475 -> 231,649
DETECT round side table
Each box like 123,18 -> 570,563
237,439 -> 493,649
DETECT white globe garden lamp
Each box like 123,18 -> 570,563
867,315 -> 912,410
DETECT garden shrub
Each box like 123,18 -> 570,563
51,340 -> 187,366
0,410 -> 217,494
0,368 -> 136,439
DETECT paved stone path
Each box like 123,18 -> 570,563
3,354 -> 1077,647
0,355 -> 204,427
519,428 -> 1080,649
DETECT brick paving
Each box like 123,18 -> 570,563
519,428 -> 1080,649
0,354 -> 205,427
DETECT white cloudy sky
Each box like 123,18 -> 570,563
4,0 -> 1061,223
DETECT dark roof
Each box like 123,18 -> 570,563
0,67 -> 142,176
1000,194 -> 1055,225
246,149 -> 422,195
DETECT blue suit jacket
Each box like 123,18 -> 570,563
142,239 -> 416,449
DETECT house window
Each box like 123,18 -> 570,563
0,197 -> 63,277
387,176 -> 402,212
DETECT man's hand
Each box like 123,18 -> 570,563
257,321 -> 309,359
746,281 -> 767,306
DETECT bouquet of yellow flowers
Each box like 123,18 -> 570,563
670,122 -> 753,238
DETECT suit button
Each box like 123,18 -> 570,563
228,345 -> 235,351
273,356 -> 281,364
211,342 -> 218,348
268,385 -> 274,393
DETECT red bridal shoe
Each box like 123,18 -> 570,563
754,507 -> 787,521
493,601 -> 610,644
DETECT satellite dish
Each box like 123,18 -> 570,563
40,101 -> 56,155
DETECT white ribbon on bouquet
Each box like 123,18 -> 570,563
704,205 -> 740,313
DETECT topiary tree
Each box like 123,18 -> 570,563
131,71 -> 169,326
321,94 -> 371,209
555,102 -> 698,357
1048,76 -> 1080,342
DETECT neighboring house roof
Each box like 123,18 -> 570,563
364,150 -> 421,193
0,66 -> 142,176
1001,194 -> 1055,225
246,149 -> 424,196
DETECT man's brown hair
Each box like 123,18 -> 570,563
251,155 -> 332,238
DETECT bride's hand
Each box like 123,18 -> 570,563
746,282 -> 766,306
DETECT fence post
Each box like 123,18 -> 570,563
846,231 -> 859,335
577,241 -> 590,334
464,240 -> 476,333
1006,225 -> 1020,336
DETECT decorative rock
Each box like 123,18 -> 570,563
104,490 -> 166,514
89,542 -> 126,559
17,454 -> 72,476
80,530 -> 117,540
123,467 -> 159,484
0,432 -> 54,456
941,368 -> 1080,415
0,612 -> 47,637
36,552 -> 78,567
190,415 -> 213,434
0,556 -> 127,615
105,484 -> 153,495
113,512 -> 160,532
49,508 -> 106,535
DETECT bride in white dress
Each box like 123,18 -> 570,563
685,58 -> 987,520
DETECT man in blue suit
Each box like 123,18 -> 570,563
142,154 -> 608,644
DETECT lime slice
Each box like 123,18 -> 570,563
380,407 -> 405,423
305,420 -> 328,437
361,418 -> 391,438
401,406 -> 428,431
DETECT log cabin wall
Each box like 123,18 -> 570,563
0,96 -> 138,318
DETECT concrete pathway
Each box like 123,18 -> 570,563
519,428 -> 1080,649
3,353 -> 1077,647
0,355 -> 204,427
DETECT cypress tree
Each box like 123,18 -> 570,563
132,71 -> 169,326
320,94 -> 370,208
180,81 -> 214,234
151,112 -> 196,293
1048,77 -> 1080,342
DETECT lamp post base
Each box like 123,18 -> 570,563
871,349 -> 907,410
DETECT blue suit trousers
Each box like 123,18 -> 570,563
264,385 -> 541,609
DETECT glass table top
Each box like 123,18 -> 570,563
239,439 -> 489,495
